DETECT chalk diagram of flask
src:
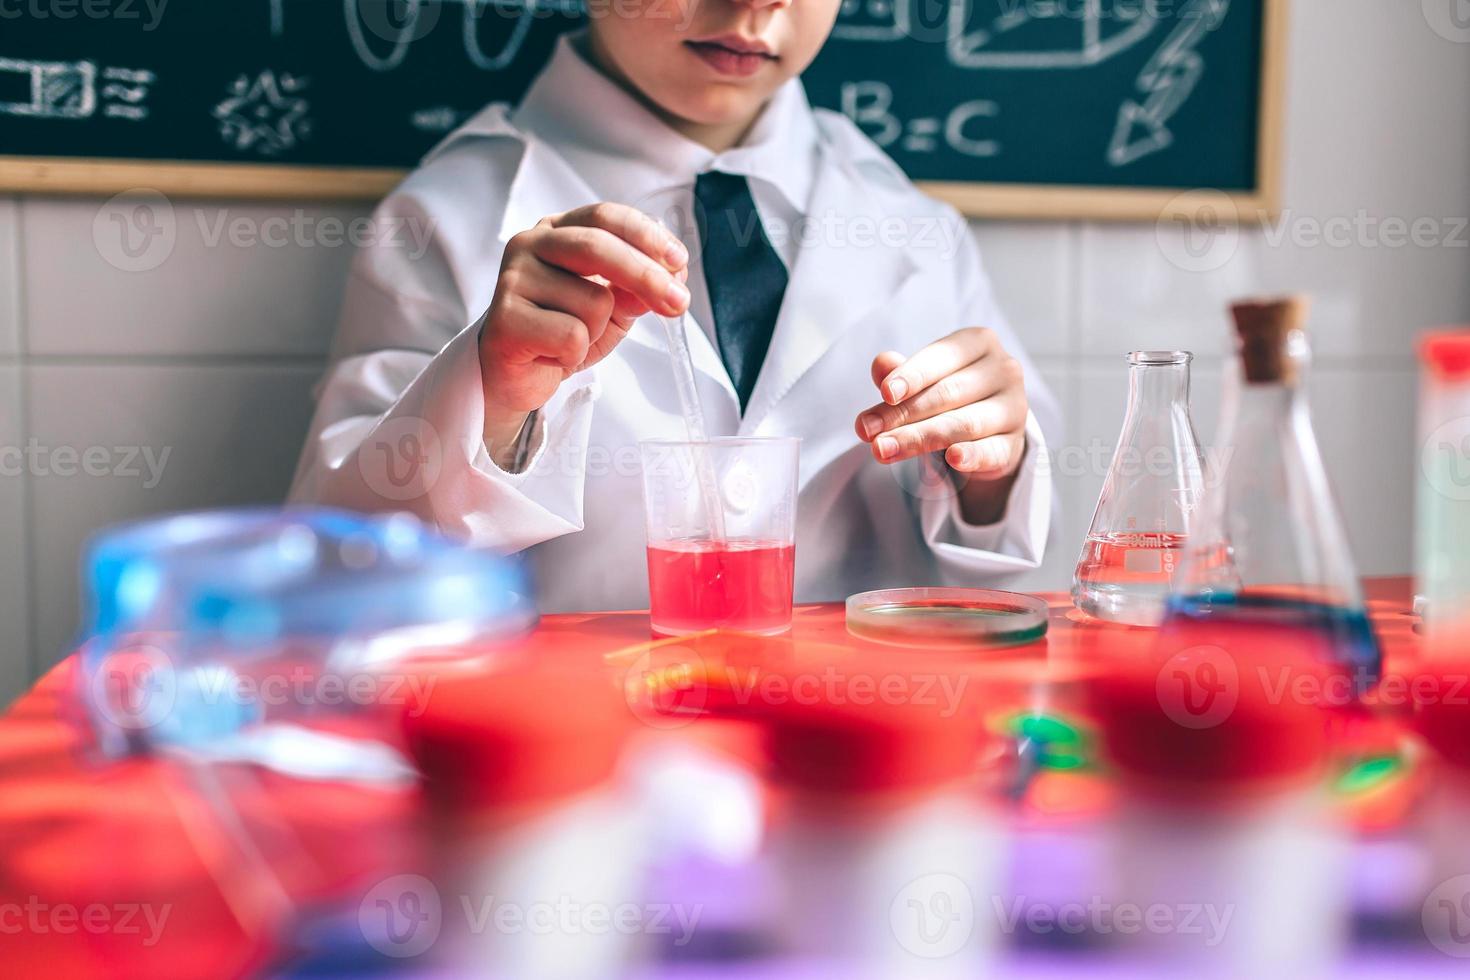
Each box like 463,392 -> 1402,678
343,0 -> 551,73
830,0 -> 1163,67
946,0 -> 1160,69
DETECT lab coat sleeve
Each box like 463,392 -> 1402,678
288,191 -> 599,553
919,411 -> 1053,576
916,224 -> 1059,581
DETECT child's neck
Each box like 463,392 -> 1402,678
581,34 -> 759,154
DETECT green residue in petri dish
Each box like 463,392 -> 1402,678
868,600 -> 1023,620
999,711 -> 1091,771
1011,713 -> 1083,747
858,600 -> 1045,643
1334,755 -> 1403,796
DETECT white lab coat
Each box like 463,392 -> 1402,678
290,43 -> 1058,612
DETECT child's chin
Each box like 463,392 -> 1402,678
674,89 -> 772,126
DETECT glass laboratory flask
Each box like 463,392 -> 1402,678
1073,351 -> 1207,626
1162,297 -> 1382,694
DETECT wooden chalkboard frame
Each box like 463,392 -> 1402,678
0,0 -> 1287,222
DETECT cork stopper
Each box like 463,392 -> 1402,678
1230,296 -> 1310,384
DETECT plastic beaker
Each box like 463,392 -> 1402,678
639,437 -> 799,636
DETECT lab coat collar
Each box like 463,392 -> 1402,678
511,32 -> 817,218
705,76 -> 819,218
422,100 -> 598,250
511,33 -> 710,206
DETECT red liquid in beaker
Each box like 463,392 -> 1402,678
647,538 -> 795,636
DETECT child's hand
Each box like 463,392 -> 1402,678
855,328 -> 1029,520
479,203 -> 690,458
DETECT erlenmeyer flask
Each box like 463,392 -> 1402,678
1162,297 -> 1382,692
1074,351 -> 1207,626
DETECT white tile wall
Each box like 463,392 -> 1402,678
974,222 -> 1077,358
0,1 -> 1466,694
1309,366 -> 1419,577
26,363 -> 320,670
22,199 -> 362,358
0,197 -> 18,356
0,366 -> 30,709
1005,356 -> 1077,596
1076,223 -> 1259,362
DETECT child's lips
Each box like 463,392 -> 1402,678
684,40 -> 777,78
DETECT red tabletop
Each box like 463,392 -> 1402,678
0,579 -> 1423,978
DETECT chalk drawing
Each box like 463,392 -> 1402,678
947,0 -> 1160,69
833,0 -> 911,41
1108,0 -> 1228,166
345,0 -> 425,71
842,80 -> 1001,159
462,0 -> 535,71
214,70 -> 313,155
344,0 -> 551,73
410,105 -> 466,132
99,66 -> 157,121
0,58 -> 97,119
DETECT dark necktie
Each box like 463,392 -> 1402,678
694,171 -> 789,413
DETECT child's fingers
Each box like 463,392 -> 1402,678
946,433 -> 1026,477
870,351 -> 905,388
609,285 -> 651,326
855,362 -> 1003,442
518,266 -> 619,345
869,397 -> 1021,464
550,203 -> 688,272
532,226 -> 689,317
494,301 -> 591,370
870,403 -> 987,462
879,328 -> 995,405
607,268 -> 682,326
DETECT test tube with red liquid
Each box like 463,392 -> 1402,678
639,437 -> 799,636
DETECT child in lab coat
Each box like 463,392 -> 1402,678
291,0 -> 1060,611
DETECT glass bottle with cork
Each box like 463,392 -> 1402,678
1161,296 -> 1382,695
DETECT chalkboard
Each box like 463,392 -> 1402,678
0,0 -> 1285,220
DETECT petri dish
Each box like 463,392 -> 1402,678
846,588 -> 1049,648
